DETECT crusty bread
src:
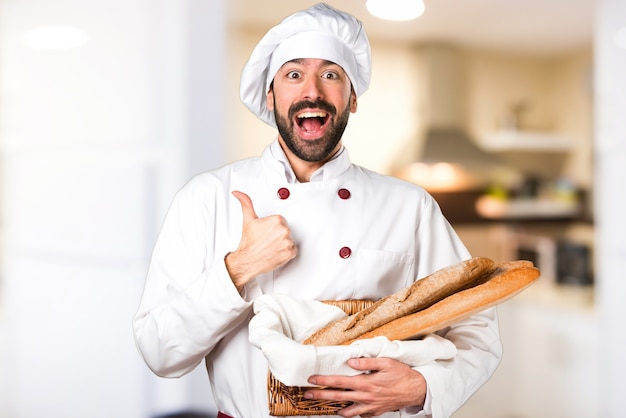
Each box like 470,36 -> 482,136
304,257 -> 495,346
343,260 -> 540,344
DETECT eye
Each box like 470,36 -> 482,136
286,70 -> 301,79
322,71 -> 340,80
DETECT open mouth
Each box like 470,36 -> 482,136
296,110 -> 329,134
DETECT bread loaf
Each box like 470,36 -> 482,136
344,260 -> 539,344
304,257 -> 495,346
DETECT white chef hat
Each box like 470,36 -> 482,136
239,3 -> 372,127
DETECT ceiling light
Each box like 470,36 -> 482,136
21,26 -> 89,50
366,0 -> 425,21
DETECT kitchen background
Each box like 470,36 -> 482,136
0,0 -> 623,417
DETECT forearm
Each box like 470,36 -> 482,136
133,259 -> 252,377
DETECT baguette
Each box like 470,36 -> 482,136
345,260 -> 540,344
304,257 -> 495,346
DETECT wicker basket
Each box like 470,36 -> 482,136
267,299 -> 375,416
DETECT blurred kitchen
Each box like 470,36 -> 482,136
0,0 -> 624,417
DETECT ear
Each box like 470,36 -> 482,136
349,90 -> 358,113
266,87 -> 275,112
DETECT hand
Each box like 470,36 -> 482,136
305,357 -> 427,418
225,191 -> 297,290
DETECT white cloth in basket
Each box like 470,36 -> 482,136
248,294 -> 457,387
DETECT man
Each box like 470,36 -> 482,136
133,3 -> 502,418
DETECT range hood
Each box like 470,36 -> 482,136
416,44 -> 466,133
415,44 -> 575,155
397,44 -> 504,191
416,43 -> 499,165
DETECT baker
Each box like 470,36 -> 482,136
132,3 -> 502,417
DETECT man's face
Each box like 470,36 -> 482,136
266,58 -> 357,163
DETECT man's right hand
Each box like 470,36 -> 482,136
225,190 -> 297,291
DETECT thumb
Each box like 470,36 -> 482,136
232,190 -> 258,222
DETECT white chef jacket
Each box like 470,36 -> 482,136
133,139 -> 502,418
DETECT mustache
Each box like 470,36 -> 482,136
288,100 -> 336,119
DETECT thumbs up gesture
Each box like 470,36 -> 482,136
225,191 -> 297,290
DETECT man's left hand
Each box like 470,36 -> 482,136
304,357 -> 427,418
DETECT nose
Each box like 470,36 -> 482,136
301,76 -> 323,101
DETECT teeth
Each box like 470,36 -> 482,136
297,111 -> 327,118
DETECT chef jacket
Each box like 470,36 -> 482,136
133,139 -> 502,418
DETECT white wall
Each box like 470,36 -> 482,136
0,0 -> 226,416
594,1 -> 626,416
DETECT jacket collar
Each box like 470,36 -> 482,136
265,138 -> 352,183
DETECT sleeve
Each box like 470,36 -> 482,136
405,195 -> 503,418
132,177 -> 252,378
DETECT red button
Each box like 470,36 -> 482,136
339,246 -> 352,259
277,187 -> 290,200
337,188 -> 351,200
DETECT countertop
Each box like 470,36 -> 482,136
515,278 -> 595,314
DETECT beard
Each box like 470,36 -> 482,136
274,98 -> 351,163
